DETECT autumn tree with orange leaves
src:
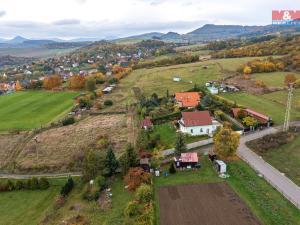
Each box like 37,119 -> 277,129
124,167 -> 151,191
284,74 -> 297,86
69,75 -> 86,90
15,80 -> 22,91
43,75 -> 62,90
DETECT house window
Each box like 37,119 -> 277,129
200,128 -> 203,132
191,129 -> 193,133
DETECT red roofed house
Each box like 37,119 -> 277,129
140,118 -> 153,130
175,92 -> 200,108
179,111 -> 220,136
174,152 -> 199,168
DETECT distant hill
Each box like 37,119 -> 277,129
117,24 -> 300,43
185,24 -> 300,41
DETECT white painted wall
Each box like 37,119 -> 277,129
179,121 -> 217,136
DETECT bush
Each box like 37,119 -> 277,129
39,177 -> 50,190
6,180 -> 15,191
135,184 -> 153,204
104,100 -> 113,106
108,78 -> 118,84
124,168 -> 151,191
30,177 -> 40,190
15,180 -> 25,190
124,201 -> 141,217
82,184 -> 100,201
79,97 -> 92,109
95,176 -> 106,191
0,182 -> 8,192
60,177 -> 74,197
62,117 -> 75,126
169,163 -> 176,174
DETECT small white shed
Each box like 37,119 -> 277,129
173,77 -> 181,82
214,160 -> 227,173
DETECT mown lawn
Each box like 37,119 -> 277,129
150,122 -> 209,149
254,135 -> 300,187
0,91 -> 78,131
220,92 -> 297,124
0,178 -> 66,225
227,160 -> 300,225
252,71 -> 300,87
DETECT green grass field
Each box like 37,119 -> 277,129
252,72 -> 300,87
221,91 -> 300,124
0,91 -> 78,131
254,135 -> 300,187
227,160 -> 300,225
151,123 -> 209,149
0,178 -> 66,225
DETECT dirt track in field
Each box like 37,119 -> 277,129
158,182 -> 262,225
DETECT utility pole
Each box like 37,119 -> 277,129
283,84 -> 294,132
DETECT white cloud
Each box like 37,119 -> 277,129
0,0 -> 298,38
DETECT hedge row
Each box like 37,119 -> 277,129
0,177 -> 50,192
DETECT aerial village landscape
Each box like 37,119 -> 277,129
0,1 -> 300,225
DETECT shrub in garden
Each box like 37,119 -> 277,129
124,201 -> 141,217
169,163 -> 176,174
82,184 -> 100,201
104,100 -> 113,106
39,177 -> 50,190
0,182 -> 8,192
135,184 -> 153,204
79,97 -> 92,109
124,167 -> 151,191
62,117 -> 75,126
95,175 -> 106,191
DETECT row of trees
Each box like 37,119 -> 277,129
240,59 -> 285,75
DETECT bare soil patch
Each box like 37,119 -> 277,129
158,182 -> 261,225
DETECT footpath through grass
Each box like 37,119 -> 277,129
227,160 -> 300,225
0,178 -> 66,225
0,91 -> 78,131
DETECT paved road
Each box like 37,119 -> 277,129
238,127 -> 300,210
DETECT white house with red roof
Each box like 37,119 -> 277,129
179,111 -> 220,136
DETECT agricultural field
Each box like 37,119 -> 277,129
154,157 -> 300,225
252,135 -> 300,187
252,72 -> 300,87
221,91 -> 300,124
0,91 -> 78,131
159,183 -> 261,225
0,178 -> 66,225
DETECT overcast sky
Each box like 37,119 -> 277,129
0,0 -> 298,39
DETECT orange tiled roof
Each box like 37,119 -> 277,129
175,92 -> 200,107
